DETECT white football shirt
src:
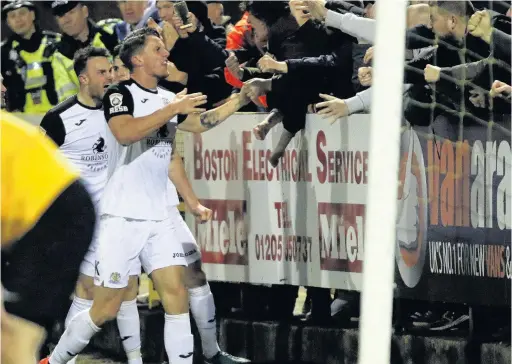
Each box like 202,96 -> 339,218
40,95 -> 109,207
101,79 -> 180,220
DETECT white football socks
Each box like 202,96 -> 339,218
189,284 -> 220,359
117,299 -> 142,364
164,313 -> 194,363
49,310 -> 101,364
63,296 -> 93,364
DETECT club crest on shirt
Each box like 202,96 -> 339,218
109,272 -> 121,284
109,93 -> 128,114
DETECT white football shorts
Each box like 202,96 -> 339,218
167,205 -> 201,265
94,214 -> 189,288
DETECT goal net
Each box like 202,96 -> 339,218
360,1 -> 511,363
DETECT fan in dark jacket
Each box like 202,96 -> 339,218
158,0 -> 233,109
241,1 -> 355,167
403,0 -> 511,126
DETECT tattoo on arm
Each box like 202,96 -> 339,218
198,96 -> 246,130
199,110 -> 222,129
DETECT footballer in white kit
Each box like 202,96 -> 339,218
46,27 -> 252,364
111,40 -> 251,363
40,95 -> 108,276
97,78 -> 186,285
45,27 -> 210,364
39,47 -> 144,364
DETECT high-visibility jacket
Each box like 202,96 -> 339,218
1,29 -> 78,113
96,18 -> 123,32
57,19 -> 119,61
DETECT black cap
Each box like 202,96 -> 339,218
51,0 -> 81,17
2,1 -> 36,20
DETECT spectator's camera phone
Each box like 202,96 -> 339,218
173,1 -> 193,29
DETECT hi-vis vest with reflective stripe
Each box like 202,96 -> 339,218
12,35 -> 78,114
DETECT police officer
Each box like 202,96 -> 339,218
52,1 -> 119,59
1,1 -> 77,113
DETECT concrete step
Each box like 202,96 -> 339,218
89,308 -> 511,364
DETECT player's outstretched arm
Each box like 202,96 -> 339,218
104,86 -> 207,145
177,92 -> 250,134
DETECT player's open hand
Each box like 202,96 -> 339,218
315,93 -> 349,124
173,88 -> 207,114
190,203 -> 212,223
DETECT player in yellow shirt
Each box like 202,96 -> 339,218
1,112 -> 96,364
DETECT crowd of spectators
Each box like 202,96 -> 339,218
1,0 -> 511,336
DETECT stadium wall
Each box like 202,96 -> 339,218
17,113 -> 511,306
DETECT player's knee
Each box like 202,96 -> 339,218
184,261 -> 207,288
75,275 -> 95,300
123,276 -> 139,301
90,300 -> 121,326
89,289 -> 124,326
159,281 -> 189,314
161,279 -> 188,299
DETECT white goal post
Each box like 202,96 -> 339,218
358,1 -> 408,364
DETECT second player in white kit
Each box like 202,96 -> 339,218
40,46 -> 144,364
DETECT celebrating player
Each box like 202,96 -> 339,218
43,25 -> 250,364
39,46 -> 144,364
108,38 -> 251,363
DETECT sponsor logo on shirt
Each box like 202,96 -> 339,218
147,124 -> 173,159
172,249 -> 198,259
109,92 -> 128,114
81,136 -> 108,172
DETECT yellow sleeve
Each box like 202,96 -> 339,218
1,113 -> 79,245
52,51 -> 79,103
97,18 -> 123,32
